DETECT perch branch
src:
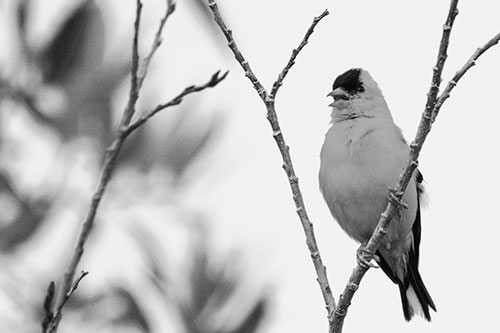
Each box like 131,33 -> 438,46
207,0 -> 336,321
330,1 -> 498,331
42,1 -> 226,332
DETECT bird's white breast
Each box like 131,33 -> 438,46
319,117 -> 416,246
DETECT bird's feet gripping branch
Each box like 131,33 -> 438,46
356,245 -> 380,269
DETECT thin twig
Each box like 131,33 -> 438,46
270,10 -> 329,98
43,271 -> 88,332
432,31 -> 500,121
42,1 -> 226,332
207,0 -> 268,100
331,1 -> 461,332
207,0 -> 336,321
137,0 -> 177,90
125,70 -> 228,135
121,0 -> 143,127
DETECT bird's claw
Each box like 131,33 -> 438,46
356,246 -> 380,269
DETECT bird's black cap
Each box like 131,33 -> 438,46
332,68 -> 365,95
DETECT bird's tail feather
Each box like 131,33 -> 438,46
377,250 -> 436,321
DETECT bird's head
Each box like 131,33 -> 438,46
327,68 -> 392,121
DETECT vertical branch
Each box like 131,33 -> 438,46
121,0 -> 143,127
207,0 -> 336,322
137,0 -> 177,90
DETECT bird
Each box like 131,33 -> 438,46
318,68 -> 436,321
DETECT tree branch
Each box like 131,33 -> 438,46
137,0 -> 177,91
42,271 -> 88,332
124,70 -> 228,135
330,1 -> 499,331
207,0 -> 336,322
270,10 -> 329,98
432,31 -> 500,121
42,2 -> 226,332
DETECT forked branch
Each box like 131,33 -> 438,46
207,0 -> 336,323
42,1 -> 226,332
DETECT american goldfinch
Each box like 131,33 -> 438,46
319,68 -> 436,321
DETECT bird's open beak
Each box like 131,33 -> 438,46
327,88 -> 349,106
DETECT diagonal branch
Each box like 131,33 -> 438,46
42,1 -> 226,332
121,0 -> 143,127
137,0 -> 177,91
207,0 -> 336,322
270,10 -> 329,98
331,1 -> 459,330
125,70 -> 228,135
42,271 -> 88,332
432,31 -> 500,121
207,0 -> 268,100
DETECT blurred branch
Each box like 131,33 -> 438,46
42,1 -> 226,332
137,0 -> 177,91
332,1 -> 500,332
42,271 -> 88,332
124,70 -> 228,134
0,79 -> 61,133
207,0 -> 335,323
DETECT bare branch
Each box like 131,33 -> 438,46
42,1 -> 226,332
125,70 -> 228,135
330,1 -> 461,331
137,0 -> 177,90
44,271 -> 88,333
432,31 -> 500,120
121,0 -> 143,127
270,9 -> 329,97
207,0 -> 336,321
207,0 -> 268,100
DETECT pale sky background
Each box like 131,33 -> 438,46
2,0 -> 500,332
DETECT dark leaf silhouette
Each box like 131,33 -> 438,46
129,224 -> 174,300
109,287 -> 151,333
16,0 -> 29,43
41,282 -> 55,332
179,230 -> 268,333
226,298 -> 268,333
0,174 -> 50,252
162,108 -> 223,182
39,0 -> 104,84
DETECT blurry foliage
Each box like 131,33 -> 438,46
0,0 -> 269,332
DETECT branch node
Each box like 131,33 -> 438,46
334,306 -> 347,317
347,282 -> 359,291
